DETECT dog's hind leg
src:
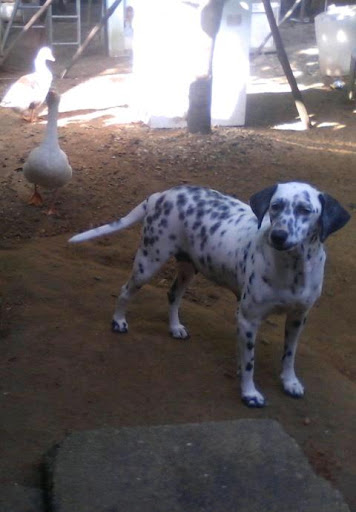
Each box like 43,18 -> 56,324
168,260 -> 196,339
112,247 -> 169,333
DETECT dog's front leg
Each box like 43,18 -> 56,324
280,309 -> 308,398
237,310 -> 265,407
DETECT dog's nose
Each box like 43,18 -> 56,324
270,229 -> 288,247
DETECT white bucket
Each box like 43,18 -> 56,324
315,5 -> 356,76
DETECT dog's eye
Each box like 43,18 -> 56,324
270,202 -> 283,212
296,205 -> 312,215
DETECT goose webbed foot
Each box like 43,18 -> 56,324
45,190 -> 59,216
28,186 -> 43,206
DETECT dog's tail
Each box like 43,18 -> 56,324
68,200 -> 147,243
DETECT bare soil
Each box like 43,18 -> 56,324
0,22 -> 355,510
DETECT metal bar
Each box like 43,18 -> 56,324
61,0 -> 123,78
0,0 -> 56,63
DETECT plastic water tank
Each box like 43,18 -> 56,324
211,0 -> 251,126
315,5 -> 356,76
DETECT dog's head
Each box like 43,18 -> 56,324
250,182 -> 350,251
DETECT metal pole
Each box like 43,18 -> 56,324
0,0 -> 56,65
60,0 -> 123,78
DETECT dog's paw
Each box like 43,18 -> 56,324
282,377 -> 304,398
111,319 -> 128,333
241,392 -> 266,408
170,324 -> 190,340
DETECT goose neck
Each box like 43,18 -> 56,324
44,102 -> 60,147
35,58 -> 51,75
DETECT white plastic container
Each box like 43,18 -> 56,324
132,0 -> 251,128
106,0 -> 125,57
132,0 -> 200,128
211,0 -> 251,126
250,1 -> 280,52
315,5 -> 356,76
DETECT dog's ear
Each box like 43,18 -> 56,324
250,185 -> 278,228
318,193 -> 350,242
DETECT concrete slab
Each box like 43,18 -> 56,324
47,419 -> 350,512
0,484 -> 44,512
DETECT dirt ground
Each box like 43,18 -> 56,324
0,22 -> 355,510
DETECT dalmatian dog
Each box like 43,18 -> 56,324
69,182 -> 350,407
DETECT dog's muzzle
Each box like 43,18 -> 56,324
270,229 -> 290,251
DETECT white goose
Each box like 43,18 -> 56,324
23,89 -> 72,215
0,46 -> 55,122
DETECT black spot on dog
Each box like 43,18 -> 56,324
177,193 -> 187,207
169,234 -> 177,241
245,362 -> 253,372
262,276 -> 271,286
247,341 -> 254,350
209,222 -> 221,235
163,200 -> 174,215
234,214 -> 244,225
293,320 -> 301,328
155,195 -> 165,208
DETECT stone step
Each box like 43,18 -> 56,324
0,483 -> 44,512
46,419 -> 350,512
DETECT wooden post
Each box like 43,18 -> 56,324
261,0 -> 312,129
0,0 -> 56,65
60,0 -> 123,78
